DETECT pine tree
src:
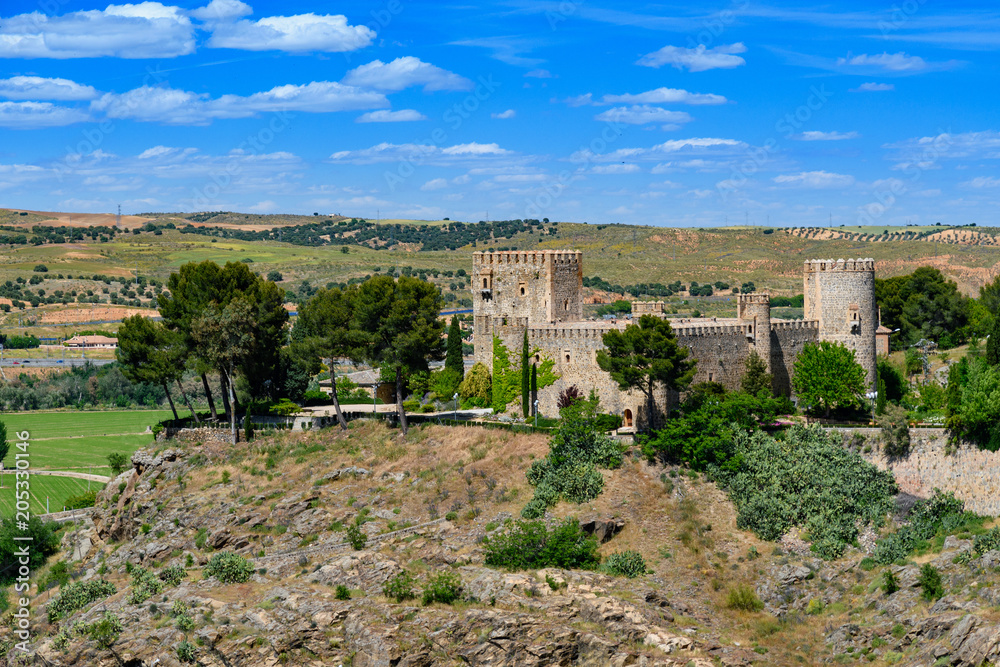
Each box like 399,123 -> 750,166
987,315 -> 1000,367
521,330 -> 530,417
446,316 -> 464,378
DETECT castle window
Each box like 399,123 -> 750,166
708,372 -> 714,382
482,277 -> 488,289
535,354 -> 540,363
563,299 -> 569,311
565,353 -> 571,363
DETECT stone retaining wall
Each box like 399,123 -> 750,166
829,427 -> 1000,516
156,426 -> 233,446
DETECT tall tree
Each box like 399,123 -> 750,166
191,298 -> 257,444
295,286 -> 360,430
521,329 -> 530,417
876,267 -> 970,349
116,315 -> 183,421
351,276 -> 445,434
987,315 -> 1000,367
530,363 -> 537,416
741,350 -> 772,397
597,315 -> 696,429
792,341 -> 867,418
446,316 -> 463,378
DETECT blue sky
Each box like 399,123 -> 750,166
0,0 -> 998,227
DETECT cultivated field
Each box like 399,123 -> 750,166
0,474 -> 93,515
0,410 -> 170,474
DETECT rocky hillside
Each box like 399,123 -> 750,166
9,421 -> 1000,666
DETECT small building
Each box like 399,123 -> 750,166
64,335 -> 117,349
876,324 -> 892,357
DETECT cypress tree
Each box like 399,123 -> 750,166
531,363 -> 537,416
521,330 -> 530,417
446,315 -> 463,378
876,376 -> 887,415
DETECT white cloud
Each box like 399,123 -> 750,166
248,200 -> 279,213
343,57 -> 472,92
356,109 -> 426,123
637,43 -> 747,72
0,3 -> 196,59
189,0 -> 252,22
594,105 -> 692,126
329,142 -> 518,166
794,130 -> 860,141
492,109 -> 516,119
525,69 -> 553,78
963,176 -> 1000,188
773,170 -> 854,188
0,76 -> 98,101
601,87 -> 727,106
0,102 -> 91,128
592,163 -> 641,174
138,145 -> 184,159
886,130 -> 1000,161
850,82 -> 895,92
92,82 -> 387,125
421,178 -> 448,191
837,52 -> 931,72
441,143 -> 510,156
208,12 -> 374,52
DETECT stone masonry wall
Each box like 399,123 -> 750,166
674,324 -> 752,391
832,428 -> 1000,516
770,321 -> 820,396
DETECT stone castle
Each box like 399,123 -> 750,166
473,250 -> 878,427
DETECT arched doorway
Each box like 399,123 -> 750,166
623,409 -> 633,428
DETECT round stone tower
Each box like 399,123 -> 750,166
737,293 -> 771,370
803,258 -> 877,391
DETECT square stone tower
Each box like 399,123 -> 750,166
803,258 -> 877,391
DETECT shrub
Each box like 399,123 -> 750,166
726,584 -> 764,611
204,552 -> 254,584
107,452 -> 128,476
974,526 -> 1000,555
39,561 -> 71,592
48,579 -> 116,622
63,490 -> 98,510
602,550 -> 648,578
421,572 -> 462,605
88,611 -> 122,649
805,598 -> 824,615
335,584 -> 351,600
176,613 -> 195,631
483,518 -> 600,571
383,571 -> 416,603
874,490 -> 979,564
918,564 -> 944,601
882,569 -> 899,595
878,404 -> 911,457
177,641 -> 197,663
159,565 -> 186,587
346,523 -> 367,550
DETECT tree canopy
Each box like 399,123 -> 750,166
876,267 -> 970,349
116,315 -> 184,420
792,341 -> 867,417
597,314 -> 695,429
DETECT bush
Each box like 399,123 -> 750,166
159,565 -> 186,587
107,452 -> 128,476
421,571 -> 462,605
918,563 -> 944,601
335,584 -> 351,600
482,518 -> 600,571
63,490 -> 98,510
204,552 -> 254,584
879,404 -> 911,456
974,526 -> 1000,555
726,584 -> 764,611
39,561 -> 71,592
128,566 -> 164,604
88,611 -> 122,649
602,550 -> 648,578
383,571 -> 416,603
402,399 -> 421,412
346,523 -> 367,550
874,490 -> 980,564
882,569 -> 899,595
48,579 -> 116,622
177,640 -> 197,663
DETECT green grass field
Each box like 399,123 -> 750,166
0,475 -> 95,515
0,411 -> 170,474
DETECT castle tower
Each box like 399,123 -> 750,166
803,259 -> 877,390
472,250 -> 583,366
737,293 -> 772,370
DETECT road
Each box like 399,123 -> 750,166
0,358 -> 113,367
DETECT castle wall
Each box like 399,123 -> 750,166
674,323 -> 752,391
769,320 -> 821,396
804,259 -> 877,391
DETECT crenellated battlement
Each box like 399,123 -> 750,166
674,323 -> 747,338
803,258 -> 875,273
524,325 -> 610,341
473,250 -> 582,267
770,319 -> 819,332
738,293 -> 770,305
